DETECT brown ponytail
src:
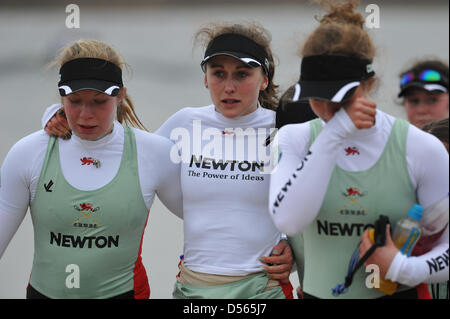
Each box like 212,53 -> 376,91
302,0 -> 376,60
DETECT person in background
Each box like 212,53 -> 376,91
398,59 -> 449,128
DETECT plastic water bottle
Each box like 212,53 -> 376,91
413,196 -> 449,255
392,204 -> 422,253
368,204 -> 423,295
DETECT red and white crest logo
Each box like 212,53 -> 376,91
339,187 -> 368,216
73,202 -> 101,227
80,157 -> 101,168
343,187 -> 366,199
345,147 -> 360,156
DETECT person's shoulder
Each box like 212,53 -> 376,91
378,109 -> 396,125
276,121 -> 311,150
406,120 -> 447,153
4,130 -> 49,168
171,105 -> 214,119
10,130 -> 49,153
132,128 -> 177,163
132,127 -> 174,149
158,105 -> 214,131
279,121 -> 312,137
377,110 -> 444,152
132,128 -> 178,168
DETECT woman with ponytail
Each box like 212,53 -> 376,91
269,0 -> 449,299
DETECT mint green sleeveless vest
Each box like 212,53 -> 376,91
289,118 -> 417,298
29,127 -> 149,299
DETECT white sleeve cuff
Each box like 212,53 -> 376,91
41,103 -> 61,129
385,252 -> 409,284
325,107 -> 358,139
385,245 -> 450,286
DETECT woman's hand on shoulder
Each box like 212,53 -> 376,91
45,108 -> 72,140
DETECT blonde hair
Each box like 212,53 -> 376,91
52,39 -> 147,131
195,22 -> 279,111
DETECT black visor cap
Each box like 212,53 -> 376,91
201,33 -> 270,74
297,55 -> 375,103
58,58 -> 123,96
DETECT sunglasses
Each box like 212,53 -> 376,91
400,69 -> 443,86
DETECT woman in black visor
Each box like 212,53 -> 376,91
269,0 -> 449,299
160,22 -> 294,299
0,40 -> 183,299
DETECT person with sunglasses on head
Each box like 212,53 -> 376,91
0,40 -> 183,299
40,23 -> 294,299
269,0 -> 449,299
398,59 -> 449,129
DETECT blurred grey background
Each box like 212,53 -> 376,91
0,0 -> 448,299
